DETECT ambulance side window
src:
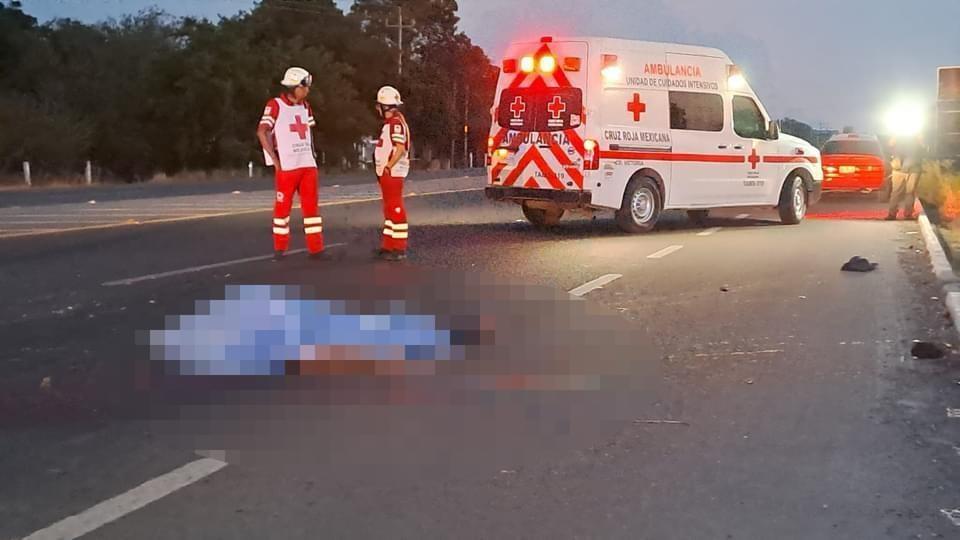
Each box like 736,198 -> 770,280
732,96 -> 767,139
669,92 -> 723,132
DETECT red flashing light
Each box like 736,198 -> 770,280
563,57 -> 581,72
583,139 -> 600,170
540,36 -> 553,43
502,59 -> 517,74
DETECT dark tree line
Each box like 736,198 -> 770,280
0,0 -> 498,182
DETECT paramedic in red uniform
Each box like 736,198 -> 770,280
374,86 -> 411,261
256,67 -> 324,260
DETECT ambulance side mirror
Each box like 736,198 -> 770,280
767,121 -> 780,140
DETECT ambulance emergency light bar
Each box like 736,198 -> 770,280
504,54 -> 574,74
501,37 -> 579,75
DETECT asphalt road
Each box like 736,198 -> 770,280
2,179 -> 960,539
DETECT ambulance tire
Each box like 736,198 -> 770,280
777,175 -> 807,225
522,204 -> 564,228
616,177 -> 662,233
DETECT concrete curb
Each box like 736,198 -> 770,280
918,212 -> 959,284
917,208 -> 960,336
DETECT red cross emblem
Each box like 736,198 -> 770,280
546,96 -> 567,120
510,96 -> 526,119
289,115 -> 309,140
748,148 -> 761,170
627,93 -> 646,122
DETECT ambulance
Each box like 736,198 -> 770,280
485,36 -> 823,232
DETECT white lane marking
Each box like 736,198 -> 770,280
647,245 -> 684,259
102,243 -> 346,286
22,457 -> 227,540
941,509 -> 960,527
568,274 -> 623,297
948,408 -> 960,418
697,227 -> 722,237
735,213 -> 750,220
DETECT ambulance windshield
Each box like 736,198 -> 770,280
496,87 -> 583,133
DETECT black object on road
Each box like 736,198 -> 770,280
841,256 -> 879,272
911,340 -> 946,359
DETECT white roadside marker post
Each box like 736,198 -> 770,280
85,161 -> 93,185
23,161 -> 31,187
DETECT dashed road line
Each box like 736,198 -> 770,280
22,457 -> 227,540
568,274 -> 623,297
102,243 -> 346,286
647,245 -> 684,259
697,227 -> 722,237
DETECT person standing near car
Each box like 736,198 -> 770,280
257,67 -> 325,259
887,134 -> 924,221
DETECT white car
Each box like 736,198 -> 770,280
485,36 -> 823,232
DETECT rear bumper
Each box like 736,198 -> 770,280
485,186 -> 592,206
822,175 -> 886,192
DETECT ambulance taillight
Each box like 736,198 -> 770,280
487,136 -> 495,154
583,139 -> 600,170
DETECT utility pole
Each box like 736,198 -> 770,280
463,87 -> 469,169
385,6 -> 414,77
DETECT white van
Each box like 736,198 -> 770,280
485,36 -> 823,232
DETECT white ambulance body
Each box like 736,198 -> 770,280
485,36 -> 823,232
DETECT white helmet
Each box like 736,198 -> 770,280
281,67 -> 312,88
376,85 -> 403,106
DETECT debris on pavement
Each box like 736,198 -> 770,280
634,419 -> 690,426
39,376 -> 52,391
912,340 -> 947,359
744,378 -> 755,384
841,256 -> 879,272
720,286 -> 730,292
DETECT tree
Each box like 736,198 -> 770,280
351,0 -> 496,164
0,0 -> 493,181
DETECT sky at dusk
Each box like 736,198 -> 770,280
20,0 -> 960,132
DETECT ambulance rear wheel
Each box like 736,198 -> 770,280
522,204 -> 564,228
778,175 -> 807,225
616,177 -> 662,233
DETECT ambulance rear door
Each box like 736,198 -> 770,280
489,40 -> 590,193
